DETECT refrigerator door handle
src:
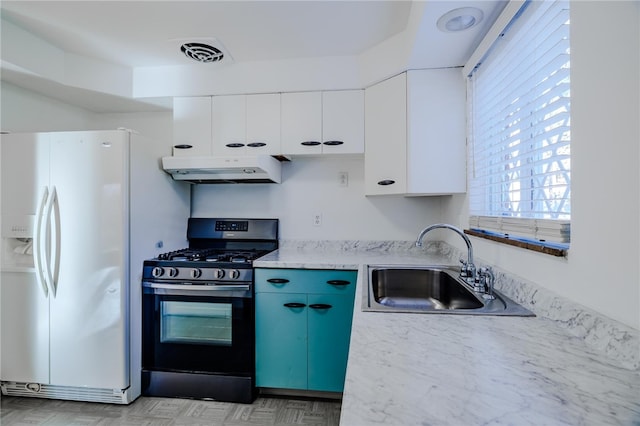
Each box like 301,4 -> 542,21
53,187 -> 62,296
33,186 -> 49,298
43,186 -> 58,297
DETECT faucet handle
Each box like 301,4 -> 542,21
478,267 -> 496,299
459,259 -> 468,277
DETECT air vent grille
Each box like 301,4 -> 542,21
180,42 -> 224,63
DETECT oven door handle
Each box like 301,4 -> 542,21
143,282 -> 251,292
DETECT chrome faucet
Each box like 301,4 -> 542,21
415,223 -> 477,287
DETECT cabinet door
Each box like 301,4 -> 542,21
256,268 -> 357,296
172,97 -> 212,157
281,92 -> 322,155
246,94 -> 281,155
322,90 -> 364,155
307,293 -> 355,392
406,69 -> 466,194
255,292 -> 308,390
212,95 -> 247,156
364,73 -> 407,195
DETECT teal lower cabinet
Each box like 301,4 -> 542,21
255,268 -> 357,393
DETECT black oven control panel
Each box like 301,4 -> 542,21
187,218 -> 278,241
215,220 -> 248,232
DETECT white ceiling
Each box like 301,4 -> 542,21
0,1 -> 505,112
1,1 -> 413,68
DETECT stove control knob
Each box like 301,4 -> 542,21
152,267 -> 164,278
190,268 -> 202,279
168,267 -> 179,278
229,269 -> 241,280
213,269 -> 225,279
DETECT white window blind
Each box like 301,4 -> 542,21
468,0 -> 570,243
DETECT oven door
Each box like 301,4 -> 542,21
142,283 -> 254,376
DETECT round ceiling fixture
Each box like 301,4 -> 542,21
180,42 -> 224,63
437,7 -> 484,32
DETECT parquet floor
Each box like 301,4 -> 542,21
0,395 -> 342,425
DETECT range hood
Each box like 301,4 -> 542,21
162,155 -> 282,183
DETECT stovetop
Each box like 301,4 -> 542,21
143,218 -> 278,282
156,248 -> 269,263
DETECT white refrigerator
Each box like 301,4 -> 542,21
0,129 -> 189,403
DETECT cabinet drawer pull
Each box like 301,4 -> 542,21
301,141 -> 321,146
226,143 -> 245,148
309,304 -> 332,310
267,278 -> 290,284
247,142 -> 267,148
284,302 -> 306,308
327,279 -> 351,286
322,141 -> 344,146
173,144 -> 193,150
377,179 -> 396,186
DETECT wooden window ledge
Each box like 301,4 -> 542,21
464,229 -> 568,257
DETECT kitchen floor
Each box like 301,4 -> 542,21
0,395 -> 341,425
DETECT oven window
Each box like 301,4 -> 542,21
160,301 -> 232,346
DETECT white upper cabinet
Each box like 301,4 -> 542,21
322,90 -> 365,154
281,92 -> 322,155
282,90 -> 364,155
246,94 -> 281,155
406,69 -> 466,195
172,97 -> 212,157
212,94 -> 245,155
212,93 -> 281,156
364,73 -> 407,195
365,69 -> 466,196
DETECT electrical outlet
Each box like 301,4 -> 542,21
339,171 -> 349,187
313,213 -> 322,226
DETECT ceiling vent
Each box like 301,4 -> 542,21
180,42 -> 224,63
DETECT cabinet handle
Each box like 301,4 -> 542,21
247,142 -> 267,148
173,144 -> 193,150
226,143 -> 245,148
377,179 -> 396,186
327,279 -> 351,286
284,302 -> 306,308
267,278 -> 290,284
301,141 -> 321,146
309,304 -> 332,310
322,141 -> 344,146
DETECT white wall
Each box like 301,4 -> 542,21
192,157 -> 444,241
443,1 -> 640,330
94,111 -> 173,152
1,81 -> 173,149
1,82 -> 97,132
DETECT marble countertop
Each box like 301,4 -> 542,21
254,243 -> 640,426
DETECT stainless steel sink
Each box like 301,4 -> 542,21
363,265 -> 535,316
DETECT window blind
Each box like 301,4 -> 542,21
468,0 -> 570,243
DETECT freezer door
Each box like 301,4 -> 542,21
47,131 -> 129,389
1,133 -> 51,384
0,271 -> 50,383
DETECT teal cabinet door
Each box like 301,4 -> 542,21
255,292 -> 308,389
307,293 -> 355,392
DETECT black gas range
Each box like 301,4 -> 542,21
141,218 -> 278,403
143,218 -> 278,286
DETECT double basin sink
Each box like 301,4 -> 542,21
363,265 -> 534,316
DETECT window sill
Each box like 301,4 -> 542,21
464,229 -> 568,257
